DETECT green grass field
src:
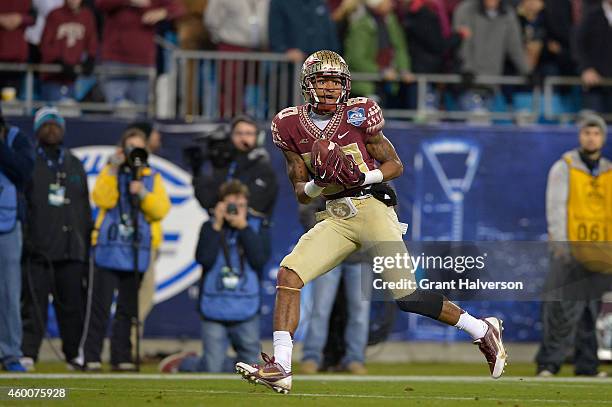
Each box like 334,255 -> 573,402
1,363 -> 610,406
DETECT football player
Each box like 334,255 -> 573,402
235,50 -> 506,394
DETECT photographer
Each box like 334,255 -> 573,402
192,115 -> 278,216
21,107 -> 92,371
83,128 -> 170,372
124,121 -> 163,351
159,180 -> 269,373
0,105 -> 35,372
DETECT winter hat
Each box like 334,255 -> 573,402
34,106 -> 65,133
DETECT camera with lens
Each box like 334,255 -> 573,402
226,203 -> 238,215
125,146 -> 149,170
183,125 -> 237,174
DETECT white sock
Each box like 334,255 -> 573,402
454,312 -> 488,340
273,331 -> 293,373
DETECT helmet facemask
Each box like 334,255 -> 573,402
304,73 -> 350,113
300,50 -> 351,114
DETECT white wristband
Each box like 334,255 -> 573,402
304,180 -> 324,198
363,169 -> 384,186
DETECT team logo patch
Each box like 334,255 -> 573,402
347,107 -> 366,126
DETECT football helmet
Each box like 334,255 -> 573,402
300,50 -> 351,110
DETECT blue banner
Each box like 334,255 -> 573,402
9,117 -> 611,342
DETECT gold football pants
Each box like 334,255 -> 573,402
281,196 -> 416,299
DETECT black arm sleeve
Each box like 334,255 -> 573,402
573,16 -> 594,73
0,131 -> 35,189
193,172 -> 223,212
195,221 -> 222,271
238,224 -> 271,272
248,163 -> 279,216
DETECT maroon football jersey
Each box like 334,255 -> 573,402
271,97 -> 385,196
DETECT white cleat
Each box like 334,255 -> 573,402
474,317 -> 508,379
235,352 -> 292,394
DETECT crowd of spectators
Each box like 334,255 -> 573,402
0,0 -> 611,114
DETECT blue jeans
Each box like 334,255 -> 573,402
302,262 -> 371,366
101,61 -> 150,105
0,222 -> 23,366
179,315 -> 260,373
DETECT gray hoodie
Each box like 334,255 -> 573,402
453,0 -> 529,75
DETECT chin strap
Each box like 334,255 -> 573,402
276,285 -> 302,292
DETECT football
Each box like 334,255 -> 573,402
311,139 -> 343,183
311,138 -> 338,165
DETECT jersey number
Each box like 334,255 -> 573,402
575,223 -> 608,241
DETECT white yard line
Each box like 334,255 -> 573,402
0,373 -> 609,384
4,386 -> 607,405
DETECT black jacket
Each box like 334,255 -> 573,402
0,125 -> 35,224
574,4 -> 612,76
195,219 -> 270,275
24,146 -> 92,262
402,6 -> 463,73
193,148 -> 278,216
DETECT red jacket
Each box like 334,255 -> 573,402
0,0 -> 34,62
96,0 -> 185,66
40,5 -> 98,81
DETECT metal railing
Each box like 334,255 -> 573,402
0,62 -> 156,116
543,76 -> 612,121
168,50 -> 302,120
3,50 -> 612,123
165,48 -> 544,123
351,72 -> 541,123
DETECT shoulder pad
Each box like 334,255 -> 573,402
345,98 -> 385,134
271,106 -> 300,151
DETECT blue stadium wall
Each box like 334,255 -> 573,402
9,117 -> 612,343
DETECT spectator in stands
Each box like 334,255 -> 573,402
399,0 -> 471,108
205,0 -> 270,117
0,1 -> 35,97
39,0 -> 98,102
269,0 -> 340,63
575,0 -> 612,113
158,180 -> 269,373
516,0 -> 546,71
344,0 -> 414,106
401,0 -> 470,75
327,0 -> 362,49
176,0 -> 208,115
453,0 -> 530,109
193,115 -> 278,217
25,0 -> 64,63
537,113 -> 610,378
96,0 -> 185,106
298,197 -> 372,375
0,106 -> 35,372
539,0 -> 577,76
205,0 -> 269,51
83,128 -> 170,371
20,107 -> 91,371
